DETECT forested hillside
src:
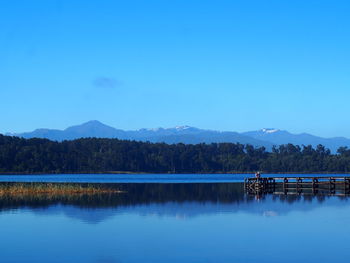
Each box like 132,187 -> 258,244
0,134 -> 350,173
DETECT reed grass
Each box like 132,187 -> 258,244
0,183 -> 122,196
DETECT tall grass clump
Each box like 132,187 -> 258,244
0,183 -> 122,196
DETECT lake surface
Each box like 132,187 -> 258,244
1,175 -> 350,262
0,173 -> 347,183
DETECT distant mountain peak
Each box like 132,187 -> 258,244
8,121 -> 350,153
81,120 -> 106,126
65,120 -> 115,130
261,128 -> 280,134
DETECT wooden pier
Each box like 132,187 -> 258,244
244,176 -> 350,196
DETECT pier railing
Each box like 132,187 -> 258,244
244,176 -> 350,196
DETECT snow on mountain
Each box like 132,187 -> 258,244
175,125 -> 192,130
8,121 -> 271,148
7,121 -> 350,152
242,129 -> 350,153
261,128 -> 280,134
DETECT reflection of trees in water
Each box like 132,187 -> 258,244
248,191 -> 340,204
0,183 -> 337,211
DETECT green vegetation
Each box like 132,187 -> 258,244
1,134 -> 350,173
0,183 -> 121,196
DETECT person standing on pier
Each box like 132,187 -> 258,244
254,172 -> 262,201
255,171 -> 261,179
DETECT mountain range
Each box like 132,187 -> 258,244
6,120 -> 350,152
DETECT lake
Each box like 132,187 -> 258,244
0,174 -> 350,263
0,173 -> 346,183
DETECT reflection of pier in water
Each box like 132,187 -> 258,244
244,176 -> 350,196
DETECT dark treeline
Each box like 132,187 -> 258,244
1,134 -> 350,173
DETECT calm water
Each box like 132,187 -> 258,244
0,173 -> 347,183
1,176 -> 350,262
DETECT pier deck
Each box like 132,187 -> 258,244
244,176 -> 350,196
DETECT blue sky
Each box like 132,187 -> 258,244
1,0 -> 350,137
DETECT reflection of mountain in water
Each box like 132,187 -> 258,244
0,183 -> 349,224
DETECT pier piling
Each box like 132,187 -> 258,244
245,176 -> 350,196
